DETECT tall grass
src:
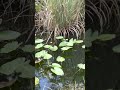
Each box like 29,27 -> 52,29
35,0 -> 85,39
86,0 -> 120,32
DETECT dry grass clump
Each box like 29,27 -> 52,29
35,0 -> 85,39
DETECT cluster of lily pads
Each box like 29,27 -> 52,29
85,29 -> 120,53
35,36 -> 85,85
0,30 -> 35,78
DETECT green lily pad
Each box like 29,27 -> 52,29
22,45 -> 34,52
35,44 -> 44,49
56,56 -> 65,62
35,77 -> 39,86
97,34 -> 115,41
112,44 -> 120,53
78,64 -> 85,69
0,41 -> 20,53
35,39 -> 44,43
51,67 -> 64,76
0,30 -> 21,41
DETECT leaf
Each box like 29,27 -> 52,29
59,41 -> 67,47
91,31 -> 99,41
56,36 -> 64,39
0,30 -> 21,41
43,53 -> 52,59
85,29 -> 92,40
78,64 -> 85,69
35,44 -> 44,49
74,40 -> 83,44
44,45 -> 51,48
17,64 -> 35,78
0,58 -> 25,75
49,46 -> 58,51
112,44 -> 120,53
35,39 -> 44,43
35,77 -> 39,86
97,34 -> 115,41
84,40 -> 92,48
0,41 -> 20,53
51,67 -> 64,76
35,50 -> 47,58
56,56 -> 65,62
0,57 -> 35,78
67,38 -> 74,46
61,47 -> 72,51
22,45 -> 34,52
51,63 -> 61,68
82,45 -> 85,49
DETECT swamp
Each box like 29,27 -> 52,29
0,0 -> 120,90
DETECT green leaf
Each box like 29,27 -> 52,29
22,45 -> 34,52
61,47 -> 72,51
35,44 -> 44,49
51,67 -> 64,76
78,64 -> 85,69
0,57 -> 35,78
82,45 -> 85,49
35,77 -> 39,86
49,46 -> 58,51
17,64 -> 35,78
59,41 -> 67,47
0,58 -> 25,75
74,40 -> 83,44
85,29 -> 92,40
0,30 -> 21,41
97,34 -> 115,41
56,36 -> 64,39
0,41 -> 20,53
112,44 -> 120,53
35,39 -> 44,43
44,45 -> 51,48
51,63 -> 61,68
67,38 -> 74,46
84,40 -> 92,48
91,31 -> 99,41
35,50 -> 47,58
56,56 -> 65,62
43,53 -> 52,59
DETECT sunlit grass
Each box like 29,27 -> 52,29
35,0 -> 85,39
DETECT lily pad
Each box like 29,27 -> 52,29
0,30 -> 21,41
56,56 -> 65,62
0,41 -> 20,53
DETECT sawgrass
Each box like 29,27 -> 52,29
35,0 -> 85,39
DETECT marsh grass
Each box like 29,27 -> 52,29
86,0 -> 120,32
35,0 -> 85,40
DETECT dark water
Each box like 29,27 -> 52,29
35,44 -> 85,90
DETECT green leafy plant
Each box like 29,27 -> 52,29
112,44 -> 120,53
35,36 -> 83,76
0,30 -> 35,78
85,29 -> 116,47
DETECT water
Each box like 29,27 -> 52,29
35,44 -> 85,90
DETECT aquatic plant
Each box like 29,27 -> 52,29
0,30 -> 35,78
35,36 -> 84,76
35,0 -> 85,39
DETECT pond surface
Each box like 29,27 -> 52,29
35,45 -> 85,90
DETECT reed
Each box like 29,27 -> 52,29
86,0 -> 120,32
35,0 -> 85,39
